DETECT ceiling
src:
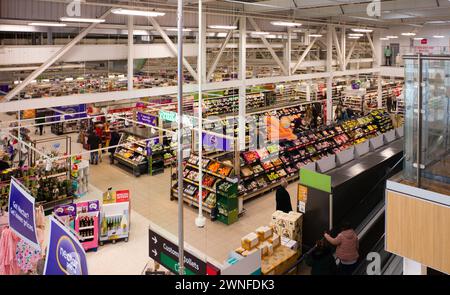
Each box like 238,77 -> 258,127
2,0 -> 450,28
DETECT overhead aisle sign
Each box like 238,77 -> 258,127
148,228 -> 207,275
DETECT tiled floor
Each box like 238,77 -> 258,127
1,113 -> 298,274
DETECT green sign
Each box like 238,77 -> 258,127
160,253 -> 195,275
159,110 -> 195,127
299,168 -> 331,193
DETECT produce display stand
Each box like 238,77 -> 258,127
99,189 -> 130,245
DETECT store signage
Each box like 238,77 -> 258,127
44,216 -> 88,275
297,185 -> 308,214
102,189 -> 130,205
421,39 -> 428,45
148,228 -> 207,275
8,178 -> 39,249
202,132 -> 232,151
137,112 -> 157,127
53,104 -> 87,120
159,110 -> 195,127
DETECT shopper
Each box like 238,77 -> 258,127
0,155 -> 10,172
108,129 -> 120,164
305,239 -> 338,275
324,222 -> 359,275
87,131 -> 101,165
35,110 -> 46,136
384,45 -> 392,66
275,178 -> 292,213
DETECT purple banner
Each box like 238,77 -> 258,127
137,112 -> 157,127
44,216 -> 88,275
202,132 -> 232,151
8,179 -> 39,249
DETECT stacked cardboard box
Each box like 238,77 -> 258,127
237,226 -> 281,258
270,211 -> 303,245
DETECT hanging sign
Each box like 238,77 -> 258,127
8,178 -> 39,249
44,216 -> 88,275
159,110 -> 195,127
202,132 -> 232,151
149,228 -> 207,275
137,112 -> 157,126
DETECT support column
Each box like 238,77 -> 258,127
238,16 -> 247,152
341,26 -> 346,71
326,25 -> 333,124
127,16 -> 134,91
373,30 -> 383,108
47,29 -> 53,45
284,28 -> 292,76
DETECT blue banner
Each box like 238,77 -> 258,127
44,216 -> 88,275
8,178 -> 39,249
52,104 -> 87,121
137,112 -> 157,126
202,132 -> 232,151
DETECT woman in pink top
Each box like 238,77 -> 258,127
324,222 -> 359,275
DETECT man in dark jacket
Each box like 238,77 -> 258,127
108,129 -> 121,164
87,131 -> 101,165
276,178 -> 292,213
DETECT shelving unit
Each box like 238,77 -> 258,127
113,131 -> 149,177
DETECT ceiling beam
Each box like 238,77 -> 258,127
2,8 -> 113,102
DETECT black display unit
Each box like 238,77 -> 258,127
301,139 -> 404,249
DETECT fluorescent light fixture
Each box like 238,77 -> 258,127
380,37 -> 389,40
76,77 -> 84,81
308,34 -> 323,38
118,74 -> 125,78
64,77 -> 74,82
387,35 -> 398,39
166,28 -> 193,32
208,25 -> 237,30
14,81 -> 20,85
60,17 -> 105,23
348,36 -> 360,39
433,35 -> 445,38
351,28 -> 373,33
270,21 -> 302,27
216,32 -> 227,38
31,80 -> 37,84
250,31 -> 270,35
401,32 -> 416,36
108,75 -> 115,79
28,22 -> 67,27
111,8 -> 165,17
224,0 -> 281,9
413,37 -> 424,40
426,20 -> 450,24
42,79 -> 50,83
349,33 -> 364,37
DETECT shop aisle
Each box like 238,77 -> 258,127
88,160 -> 298,264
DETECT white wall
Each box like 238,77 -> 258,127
380,25 -> 450,55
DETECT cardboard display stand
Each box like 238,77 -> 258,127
354,140 -> 370,157
99,189 -> 130,245
316,154 -> 336,173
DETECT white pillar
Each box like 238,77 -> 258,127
238,16 -> 247,151
127,16 -> 134,91
326,25 -> 333,124
373,30 -> 383,108
285,28 -> 292,76
403,258 -> 427,275
341,26 -> 346,71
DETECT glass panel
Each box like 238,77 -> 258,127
403,58 -> 419,182
420,59 -> 450,184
